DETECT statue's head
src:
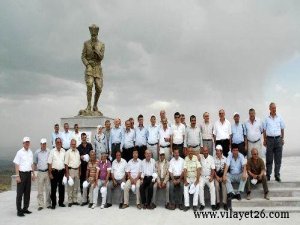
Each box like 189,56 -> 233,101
89,24 -> 99,41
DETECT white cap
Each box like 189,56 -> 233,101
159,149 -> 165,155
216,145 -> 223,151
100,186 -> 107,194
120,182 -> 126,190
62,176 -> 68,185
233,112 -> 240,117
83,154 -> 90,162
83,180 -> 89,188
68,177 -> 74,186
40,138 -> 47,144
97,125 -> 103,129
23,137 -> 30,142
251,178 -> 258,185
131,184 -> 136,194
189,183 -> 196,194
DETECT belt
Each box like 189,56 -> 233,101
248,139 -> 260,143
188,144 -> 199,148
148,142 -> 158,146
233,141 -> 245,145
216,139 -> 229,142
203,139 -> 213,141
267,136 -> 281,139
173,176 -> 181,179
20,171 -> 31,173
173,143 -> 183,146
52,168 -> 64,172
160,145 -> 170,148
68,167 -> 79,170
38,169 -> 48,172
112,143 -> 121,145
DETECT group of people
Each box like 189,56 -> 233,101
13,102 -> 285,217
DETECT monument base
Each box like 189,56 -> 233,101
61,115 -> 113,142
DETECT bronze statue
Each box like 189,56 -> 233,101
79,24 -> 105,116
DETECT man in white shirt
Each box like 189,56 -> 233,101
122,149 -> 142,209
168,149 -> 184,210
122,120 -> 135,162
107,150 -> 127,208
109,118 -> 123,161
171,112 -> 186,158
61,123 -> 73,150
184,115 -> 203,155
13,137 -> 36,217
64,139 -> 81,207
200,112 -> 214,156
159,118 -> 173,161
198,146 -> 216,211
72,124 -> 81,147
51,124 -> 62,148
48,137 -> 66,209
146,115 -> 160,160
135,114 -> 147,160
213,109 -> 232,157
33,138 -> 51,211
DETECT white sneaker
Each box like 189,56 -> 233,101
91,204 -> 96,209
100,204 -> 104,209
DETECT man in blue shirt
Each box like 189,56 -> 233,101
231,112 -> 247,157
135,114 -> 147,160
263,102 -> 285,182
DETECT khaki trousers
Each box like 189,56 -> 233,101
37,171 -> 51,208
123,179 -> 141,205
67,169 -> 80,204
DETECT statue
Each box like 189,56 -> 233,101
79,24 -> 105,116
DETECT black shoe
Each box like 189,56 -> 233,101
17,211 -> 25,217
199,205 -> 205,211
193,206 -> 198,211
216,203 -> 220,210
236,193 -> 241,200
267,176 -> 270,181
47,206 -> 52,209
119,203 -> 123,209
179,204 -> 184,210
211,205 -> 216,211
88,203 -> 93,208
68,203 -> 72,207
23,209 -> 32,214
223,204 -> 228,211
51,205 -> 56,209
104,203 -> 112,208
72,202 -> 79,206
275,176 -> 281,182
38,207 -> 43,211
183,206 -> 190,212
59,204 -> 66,207
227,192 -> 234,200
81,202 -> 88,206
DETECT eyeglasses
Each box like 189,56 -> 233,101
175,116 -> 180,118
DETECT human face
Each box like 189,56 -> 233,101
269,104 -> 276,115
203,113 -> 210,123
98,127 -> 103,134
40,143 -> 47,150
125,121 -> 131,130
70,140 -> 77,149
101,154 -> 107,162
138,117 -> 143,126
249,111 -> 255,121
116,152 -> 121,161
81,135 -> 87,143
133,150 -> 138,159
90,151 -> 96,161
216,149 -> 222,158
173,150 -> 179,159
54,125 -> 59,132
162,119 -> 168,128
74,124 -> 79,132
234,115 -> 240,123
64,124 -> 69,132
190,117 -> 196,126
181,115 -> 185,124
150,117 -> 156,125
55,139 -> 62,149
232,148 -> 239,157
188,148 -> 193,158
23,141 -> 30,150
174,114 -> 180,123
145,150 -> 151,160
251,150 -> 259,160
159,153 -> 165,161
160,110 -> 166,119
219,110 -> 225,120
105,121 -> 111,129
203,147 -> 209,158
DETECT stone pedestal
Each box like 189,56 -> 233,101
60,115 -> 113,142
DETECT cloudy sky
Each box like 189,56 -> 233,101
1,0 -> 299,158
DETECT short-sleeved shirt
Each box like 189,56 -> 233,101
111,158 -> 127,180
135,126 -> 147,146
87,161 -> 98,182
247,158 -> 265,175
78,142 -> 93,168
171,123 -> 186,144
61,131 -> 73,150
213,119 -> 232,140
200,122 -> 214,140
122,129 -> 135,149
214,155 -> 227,176
184,155 -> 201,179
13,148 -> 33,172
231,123 -> 246,144
141,158 -> 156,178
169,157 -> 184,177
263,114 -> 285,137
126,158 -> 141,179
226,152 -> 246,175
97,160 -> 111,180
199,154 -> 215,177
64,148 -> 81,168
245,119 -> 263,142
159,127 -> 173,147
34,148 -> 50,170
146,125 -> 159,144
48,148 -> 66,170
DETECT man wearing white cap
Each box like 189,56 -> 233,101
139,149 -> 157,209
34,138 -> 51,211
107,150 -> 127,208
152,149 -> 170,208
48,137 -> 66,209
183,147 -> 201,211
65,139 -> 81,207
214,145 -> 227,210
93,125 -> 107,159
122,149 -> 142,209
146,115 -> 160,161
213,109 -> 232,157
13,137 -> 35,217
198,146 -> 216,211
231,112 -> 247,157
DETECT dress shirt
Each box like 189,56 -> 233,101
184,126 -> 203,148
64,148 -> 81,168
122,128 -> 135,149
159,127 -> 173,147
13,148 -> 33,172
146,124 -> 159,144
103,128 -> 111,148
48,148 -> 66,170
184,155 -> 201,179
126,158 -> 141,179
61,131 -> 73,149
200,122 -> 213,140
171,123 -> 185,144
263,114 -> 285,137
51,132 -> 62,148
213,119 -> 232,140
72,132 -> 82,147
141,158 -> 156,178
169,157 -> 184,176
231,123 -> 246,144
111,158 -> 127,180
214,155 -> 227,173
97,160 -> 111,180
109,126 -> 123,150
135,126 -> 147,146
199,154 -> 215,177
226,152 -> 246,175
34,148 -> 50,170
245,119 -> 263,142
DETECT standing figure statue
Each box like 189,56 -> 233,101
79,24 -> 105,116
